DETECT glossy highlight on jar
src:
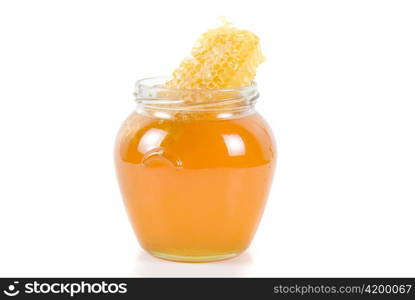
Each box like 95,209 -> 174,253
115,77 -> 276,262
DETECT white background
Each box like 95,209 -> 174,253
0,0 -> 414,277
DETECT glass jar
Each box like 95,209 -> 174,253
114,77 -> 276,262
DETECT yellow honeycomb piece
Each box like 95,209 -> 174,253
164,22 -> 264,90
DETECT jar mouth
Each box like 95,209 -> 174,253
134,76 -> 259,112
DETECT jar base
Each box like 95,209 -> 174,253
148,250 -> 241,263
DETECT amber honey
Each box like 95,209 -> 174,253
115,110 -> 276,262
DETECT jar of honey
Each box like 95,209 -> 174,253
115,77 -> 276,262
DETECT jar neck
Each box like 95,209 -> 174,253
134,77 -> 259,120
135,101 -> 256,120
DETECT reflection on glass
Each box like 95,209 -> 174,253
223,134 -> 246,157
138,128 -> 167,154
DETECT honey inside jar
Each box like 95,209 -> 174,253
115,92 -> 276,261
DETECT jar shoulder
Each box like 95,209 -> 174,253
115,112 -> 276,168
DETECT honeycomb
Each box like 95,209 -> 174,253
164,22 -> 264,90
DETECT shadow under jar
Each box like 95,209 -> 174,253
115,77 -> 276,262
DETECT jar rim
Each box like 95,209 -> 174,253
135,76 -> 257,94
134,76 -> 258,103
